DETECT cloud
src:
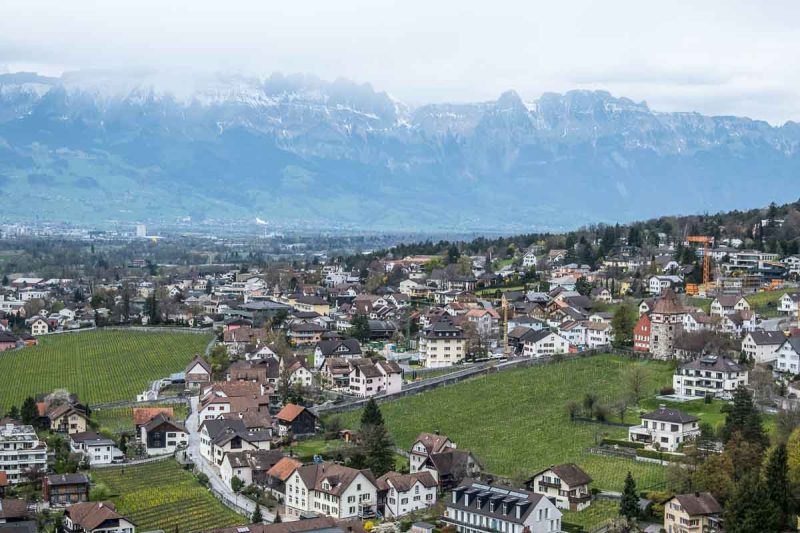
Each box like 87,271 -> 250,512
1,0 -> 799,123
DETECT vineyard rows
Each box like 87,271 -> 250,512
0,330 -> 212,411
92,459 -> 245,532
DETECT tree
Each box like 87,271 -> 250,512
349,314 -> 371,343
720,386 -> 767,449
6,405 -> 19,420
625,364 -> 649,406
724,473 -> 778,533
694,452 -> 735,504
360,398 -> 385,428
447,245 -> 461,264
361,422 -> 395,477
763,444 -> 790,529
582,393 -> 597,418
575,276 -> 592,296
21,396 -> 38,425
611,304 -> 636,347
231,475 -> 244,492
619,472 -> 639,520
788,426 -> 800,488
252,503 -> 264,523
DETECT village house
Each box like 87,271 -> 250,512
376,471 -> 438,518
348,359 -> 402,397
409,432 -> 455,473
528,464 -> 592,511
442,480 -> 562,533
741,330 -> 785,364
139,414 -> 189,456
585,322 -> 612,348
664,492 -> 722,533
185,356 -> 212,390
199,418 -> 272,465
775,336 -> 800,374
313,338 -> 362,368
284,462 -> 378,519
521,330 -> 569,358
708,294 -> 750,317
648,275 -> 683,295
30,317 -> 49,336
288,322 -> 326,345
275,403 -> 318,437
419,448 -> 482,491
69,432 -> 123,465
779,292 -> 800,315
43,473 -> 90,506
672,355 -> 748,400
62,501 -> 136,533
264,456 -> 303,502
219,448 -> 284,488
42,404 -> 89,435
628,405 -> 700,452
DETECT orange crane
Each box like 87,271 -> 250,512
687,236 -> 713,290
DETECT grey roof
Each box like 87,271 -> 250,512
680,355 -> 743,373
641,406 -> 698,424
315,338 -> 362,357
448,480 -> 545,525
746,330 -> 785,346
46,473 -> 89,486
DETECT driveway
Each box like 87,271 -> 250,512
187,396 -> 275,522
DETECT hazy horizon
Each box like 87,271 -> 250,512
2,0 -> 800,125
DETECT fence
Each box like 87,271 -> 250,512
91,454 -> 172,469
91,396 -> 191,410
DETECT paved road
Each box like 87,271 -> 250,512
187,396 -> 275,522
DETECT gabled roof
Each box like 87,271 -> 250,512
532,463 -> 592,487
276,403 -> 316,423
143,413 -> 186,434
186,356 -> 211,375
746,330 -> 785,346
267,456 -> 303,481
133,407 -> 174,427
673,492 -> 722,516
64,501 -> 131,530
224,449 -> 284,471
413,432 -> 452,454
293,462 -> 376,497
376,471 -> 437,492
45,473 -> 89,486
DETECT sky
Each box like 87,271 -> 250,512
1,0 -> 799,124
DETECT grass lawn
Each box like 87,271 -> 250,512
93,403 -> 190,434
338,355 -> 673,492
0,330 -> 212,411
91,460 -> 245,532
288,438 -> 348,460
636,398 -> 727,432
687,297 -> 712,313
746,288 -> 800,317
561,499 -> 619,530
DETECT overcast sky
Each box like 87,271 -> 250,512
2,0 -> 799,124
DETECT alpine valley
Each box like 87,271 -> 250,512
1,70 -> 798,231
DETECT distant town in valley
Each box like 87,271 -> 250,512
0,199 -> 797,532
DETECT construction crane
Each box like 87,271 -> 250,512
687,236 -> 714,293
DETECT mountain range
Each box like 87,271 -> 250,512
1,70 -> 798,231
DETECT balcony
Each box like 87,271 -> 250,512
569,493 -> 592,505
538,480 -> 561,490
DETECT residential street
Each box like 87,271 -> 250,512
187,396 -> 275,522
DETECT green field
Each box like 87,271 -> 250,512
0,330 -> 212,411
746,288 -> 800,317
339,355 -> 673,492
93,403 -> 190,434
91,460 -> 245,532
561,499 -> 619,530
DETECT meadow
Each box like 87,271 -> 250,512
0,330 -> 212,411
91,459 -> 245,532
338,355 -> 675,493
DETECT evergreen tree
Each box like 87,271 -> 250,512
361,422 -> 395,477
721,386 -> 767,448
360,398 -> 384,429
251,503 -> 263,523
7,405 -> 19,420
763,444 -> 790,529
21,396 -> 37,425
619,471 -> 639,520
611,304 -> 636,347
724,473 -> 779,533
349,314 -> 371,342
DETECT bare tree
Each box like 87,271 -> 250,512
626,364 -> 650,405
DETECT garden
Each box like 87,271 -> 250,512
91,459 -> 246,532
92,403 -> 190,434
0,330 -> 212,411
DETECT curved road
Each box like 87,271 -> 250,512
186,396 -> 275,523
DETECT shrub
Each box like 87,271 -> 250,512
196,472 -> 209,486
659,386 -> 674,395
601,438 -> 645,449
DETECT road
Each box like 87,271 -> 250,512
186,396 -> 275,522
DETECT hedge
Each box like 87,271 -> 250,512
636,448 -> 683,462
601,437 -> 645,449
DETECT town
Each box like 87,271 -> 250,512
0,201 -> 798,532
